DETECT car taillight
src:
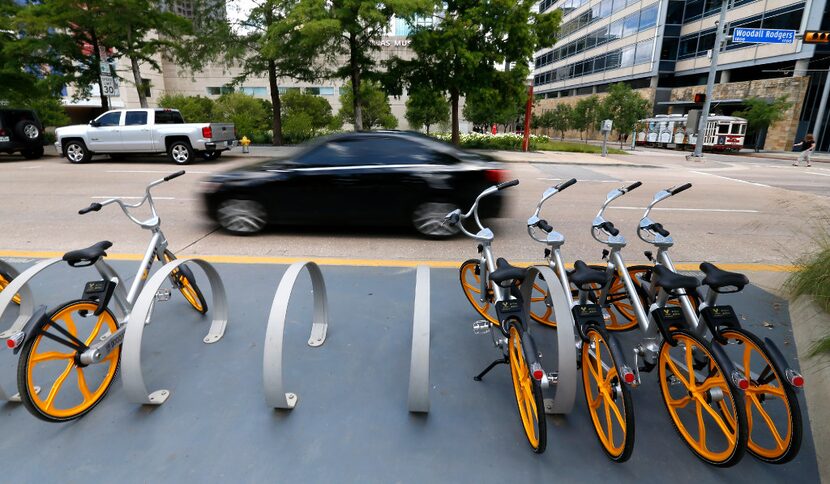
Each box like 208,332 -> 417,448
202,126 -> 212,139
484,169 -> 508,184
0,128 -> 6,136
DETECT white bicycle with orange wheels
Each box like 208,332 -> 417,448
5,171 -> 207,422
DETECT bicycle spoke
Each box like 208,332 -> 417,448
685,343 -> 696,390
697,375 -> 727,394
83,314 -> 108,346
697,395 -> 737,445
749,383 -> 787,399
665,356 -> 691,388
605,392 -> 625,429
696,400 -> 707,447
666,394 -> 692,409
43,361 -> 74,411
604,398 -> 613,443
748,392 -> 786,450
31,351 -> 74,364
76,367 -> 92,401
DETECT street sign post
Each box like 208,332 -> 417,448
600,119 -> 612,157
732,28 -> 796,44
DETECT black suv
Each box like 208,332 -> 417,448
0,109 -> 45,159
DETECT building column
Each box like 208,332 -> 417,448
592,86 -> 598,94
650,75 -> 659,88
719,70 -> 730,83
794,59 -> 809,77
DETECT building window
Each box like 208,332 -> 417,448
240,86 -> 268,96
639,5 -> 658,30
635,38 -> 655,64
206,86 -> 234,95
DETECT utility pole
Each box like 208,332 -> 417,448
812,67 -> 830,150
689,0 -> 729,161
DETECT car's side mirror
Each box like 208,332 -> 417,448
89,120 -> 100,127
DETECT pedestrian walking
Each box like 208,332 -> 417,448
793,133 -> 815,167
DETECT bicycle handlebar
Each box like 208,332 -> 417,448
79,202 -> 103,215
670,182 -> 691,195
78,171 -> 186,228
449,180 -> 519,239
637,183 -> 692,244
526,178 -> 577,242
557,178 -> 577,192
624,181 -> 642,192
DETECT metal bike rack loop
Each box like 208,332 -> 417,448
408,265 -> 430,413
122,258 -> 228,405
263,261 -> 328,410
521,266 -> 578,415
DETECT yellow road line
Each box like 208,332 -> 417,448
0,249 -> 797,272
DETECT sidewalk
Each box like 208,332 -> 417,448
732,150 -> 830,163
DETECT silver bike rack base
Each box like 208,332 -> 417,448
263,261 -> 328,410
408,265 -> 430,413
122,258 -> 228,406
521,266 -> 578,415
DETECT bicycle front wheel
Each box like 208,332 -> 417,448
459,259 -> 497,325
17,300 -> 120,422
0,269 -> 21,305
658,329 -> 747,466
162,250 -> 208,314
717,328 -> 802,464
508,324 -> 547,453
581,326 -> 635,462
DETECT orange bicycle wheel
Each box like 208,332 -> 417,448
658,330 -> 747,466
528,277 -> 557,328
508,324 -> 546,453
17,300 -> 120,422
581,326 -> 635,462
459,259 -> 497,325
718,329 -> 801,464
162,250 -> 208,314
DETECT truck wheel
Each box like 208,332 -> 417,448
65,140 -> 91,164
15,120 -> 41,144
21,145 -> 44,160
169,140 -> 194,164
200,150 -> 221,161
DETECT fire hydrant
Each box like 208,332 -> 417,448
240,136 -> 251,153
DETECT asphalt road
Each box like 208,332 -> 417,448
0,149 -> 827,266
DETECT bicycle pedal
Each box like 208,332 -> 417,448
472,320 -> 491,335
155,288 -> 172,302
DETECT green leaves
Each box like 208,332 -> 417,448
405,88 -> 449,133
734,96 -> 792,130
600,83 -> 650,146
338,79 -> 397,129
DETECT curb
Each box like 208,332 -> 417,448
789,295 -> 830,481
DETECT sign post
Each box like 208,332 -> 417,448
600,119 -> 612,157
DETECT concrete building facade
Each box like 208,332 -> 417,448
533,0 -> 830,151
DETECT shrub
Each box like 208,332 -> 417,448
158,93 -> 214,122
786,230 -> 830,356
211,92 -> 270,140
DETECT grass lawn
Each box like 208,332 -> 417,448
535,140 -> 627,154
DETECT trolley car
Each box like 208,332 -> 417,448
635,114 -> 747,152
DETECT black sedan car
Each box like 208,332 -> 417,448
200,131 -> 509,238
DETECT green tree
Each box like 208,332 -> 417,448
387,1 -> 560,144
158,94 -> 215,122
540,104 -> 572,140
405,88 -> 449,133
571,95 -> 601,141
299,0 -> 433,132
463,74 -> 526,131
338,80 -> 397,130
734,96 -> 793,152
601,83 -> 651,148
280,90 -> 338,142
211,92 -> 270,139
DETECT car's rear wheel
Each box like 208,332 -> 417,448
65,140 -> 91,164
21,145 -> 44,160
412,202 -> 460,239
168,140 -> 194,165
15,120 -> 40,144
217,199 -> 267,235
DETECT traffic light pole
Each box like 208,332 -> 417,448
812,66 -> 830,150
689,0 -> 729,161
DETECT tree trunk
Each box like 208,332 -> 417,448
130,55 -> 147,108
268,60 -> 282,146
755,127 -> 765,152
426,124 -> 430,135
89,27 -> 109,114
450,88 -> 459,145
349,33 -> 362,131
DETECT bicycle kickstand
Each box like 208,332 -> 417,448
474,356 -> 509,381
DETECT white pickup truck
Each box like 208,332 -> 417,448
55,108 -> 237,164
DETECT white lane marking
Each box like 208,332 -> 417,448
806,171 -> 830,177
690,170 -> 772,188
21,165 -> 42,169
610,206 -> 759,213
538,178 -> 639,183
105,170 -> 211,174
92,196 -> 176,200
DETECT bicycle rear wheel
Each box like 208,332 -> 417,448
508,324 -> 547,453
459,259 -> 497,325
717,328 -> 802,464
0,269 -> 21,305
658,329 -> 747,466
581,326 -> 635,462
162,250 -> 208,314
17,300 -> 120,422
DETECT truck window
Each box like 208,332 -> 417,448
96,111 -> 121,126
154,110 -> 184,124
125,111 -> 148,126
